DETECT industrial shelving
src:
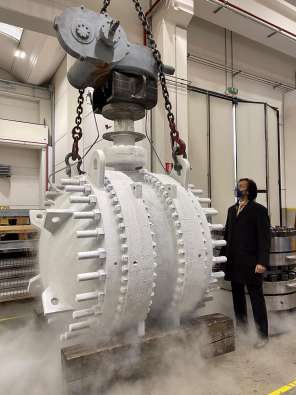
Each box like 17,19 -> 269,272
0,210 -> 38,303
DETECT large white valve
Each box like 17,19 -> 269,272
30,137 -> 226,343
28,4 -> 227,344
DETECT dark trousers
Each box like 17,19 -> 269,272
231,281 -> 268,338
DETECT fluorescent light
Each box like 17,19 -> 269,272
14,49 -> 26,59
0,22 -> 23,42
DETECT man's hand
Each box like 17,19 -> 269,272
255,264 -> 266,274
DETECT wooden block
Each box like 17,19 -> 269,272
16,217 -> 30,225
62,345 -> 85,382
0,225 -> 37,234
18,233 -> 29,240
62,314 -> 235,395
200,336 -> 235,358
0,216 -> 29,226
0,295 -> 34,303
186,313 -> 235,343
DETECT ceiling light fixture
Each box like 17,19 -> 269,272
14,49 -> 26,59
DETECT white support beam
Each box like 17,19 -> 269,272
151,0 -> 194,173
40,147 -> 47,207
175,26 -> 189,147
0,0 -> 149,39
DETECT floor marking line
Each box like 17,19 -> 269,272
0,314 -> 31,323
268,380 -> 296,395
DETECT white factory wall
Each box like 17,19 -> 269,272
188,17 -> 295,103
187,17 -> 294,225
0,145 -> 41,209
283,90 -> 296,227
0,94 -> 40,124
0,80 -> 51,125
52,56 -> 68,182
0,80 -> 51,208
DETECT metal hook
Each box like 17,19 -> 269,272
65,153 -> 85,178
172,147 -> 183,175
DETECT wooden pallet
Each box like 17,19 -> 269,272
0,216 -> 30,226
0,225 -> 38,240
0,225 -> 37,234
0,294 -> 34,303
0,216 -> 37,303
62,313 -> 235,395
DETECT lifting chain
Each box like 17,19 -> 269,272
100,0 -> 187,173
100,0 -> 111,13
65,88 -> 86,177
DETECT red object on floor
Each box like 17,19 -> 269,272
165,162 -> 173,173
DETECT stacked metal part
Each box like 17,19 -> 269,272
264,227 -> 296,311
0,240 -> 37,301
29,154 -> 226,342
0,164 -> 11,177
218,225 -> 296,311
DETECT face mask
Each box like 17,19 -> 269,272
235,187 -> 247,199
235,188 -> 243,199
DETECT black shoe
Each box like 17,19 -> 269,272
254,338 -> 269,349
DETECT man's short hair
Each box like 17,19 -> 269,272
239,178 -> 258,201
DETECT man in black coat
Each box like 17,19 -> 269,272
222,178 -> 271,348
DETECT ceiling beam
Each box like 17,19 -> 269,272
0,0 -> 98,36
0,1 -> 60,36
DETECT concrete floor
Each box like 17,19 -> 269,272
0,298 -> 296,395
105,329 -> 296,395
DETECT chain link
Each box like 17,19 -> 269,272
100,0 -> 111,13
65,88 -> 85,177
71,88 -> 85,160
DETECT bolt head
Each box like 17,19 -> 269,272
121,255 -> 129,263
